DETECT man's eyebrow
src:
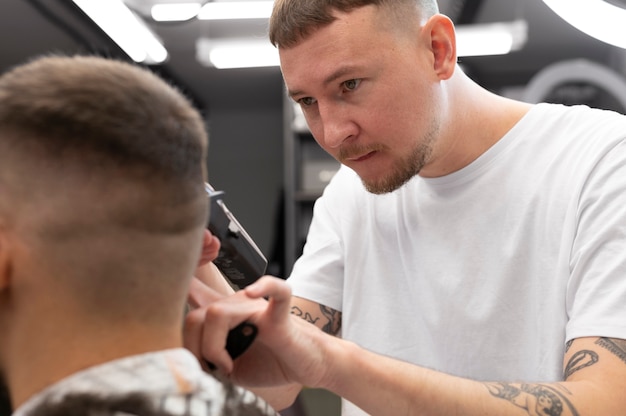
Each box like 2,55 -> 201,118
323,66 -> 358,86
287,88 -> 304,100
287,65 -> 360,99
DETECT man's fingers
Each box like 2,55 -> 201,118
188,277 -> 224,308
183,307 -> 207,360
244,276 -> 293,322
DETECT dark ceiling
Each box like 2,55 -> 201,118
0,0 -> 623,116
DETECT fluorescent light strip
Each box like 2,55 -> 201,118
196,20 -> 527,69
197,1 -> 274,20
152,3 -> 202,22
72,0 -> 168,64
542,0 -> 626,49
456,20 -> 527,57
196,38 -> 279,69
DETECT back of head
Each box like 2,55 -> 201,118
0,55 -> 209,321
269,0 -> 439,47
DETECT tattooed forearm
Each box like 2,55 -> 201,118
485,382 -> 579,416
320,305 -> 341,335
290,306 -> 319,325
563,350 -> 598,379
290,305 -> 342,335
596,338 -> 626,364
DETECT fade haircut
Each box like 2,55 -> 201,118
269,0 -> 439,48
0,55 -> 209,236
0,55 -> 210,314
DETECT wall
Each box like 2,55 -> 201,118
205,95 -> 286,274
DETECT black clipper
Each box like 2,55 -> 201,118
206,183 -> 267,289
203,183 -> 266,366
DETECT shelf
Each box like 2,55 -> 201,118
294,191 -> 323,202
283,95 -> 339,274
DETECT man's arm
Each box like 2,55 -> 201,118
204,277 -> 626,416
319,335 -> 626,415
290,296 -> 342,336
186,272 -> 332,410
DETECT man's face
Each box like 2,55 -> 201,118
280,5 -> 444,194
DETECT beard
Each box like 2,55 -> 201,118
342,123 -> 438,195
362,138 -> 433,194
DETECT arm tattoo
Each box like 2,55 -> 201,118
564,340 -> 574,353
485,382 -> 579,416
290,306 -> 319,325
563,350 -> 598,379
596,338 -> 626,364
320,304 -> 341,335
290,305 -> 342,335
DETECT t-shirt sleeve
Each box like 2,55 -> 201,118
566,139 -> 626,341
286,166 -> 356,312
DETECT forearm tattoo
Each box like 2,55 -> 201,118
563,350 -> 598,379
290,305 -> 342,335
485,382 -> 578,416
596,338 -> 626,364
290,306 -> 319,325
320,304 -> 342,335
485,337 -> 626,415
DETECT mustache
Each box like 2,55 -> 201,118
338,143 -> 387,162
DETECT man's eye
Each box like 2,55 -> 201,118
343,79 -> 361,91
299,97 -> 317,106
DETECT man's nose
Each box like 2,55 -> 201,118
318,101 -> 357,149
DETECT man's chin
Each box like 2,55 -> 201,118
361,172 -> 416,195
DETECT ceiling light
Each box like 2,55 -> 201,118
72,0 -> 168,64
196,38 -> 279,69
455,20 -> 528,57
542,0 -> 626,49
197,1 -> 274,20
151,3 -> 202,22
195,20 -> 527,69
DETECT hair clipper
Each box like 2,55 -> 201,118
205,183 -> 267,288
203,183 -> 266,367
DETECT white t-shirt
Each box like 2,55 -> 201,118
288,103 -> 626,415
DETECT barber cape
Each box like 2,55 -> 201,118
13,348 -> 277,416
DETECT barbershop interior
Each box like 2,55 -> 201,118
1,0 -> 626,415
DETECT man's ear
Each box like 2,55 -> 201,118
423,14 -> 457,80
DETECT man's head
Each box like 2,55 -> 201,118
0,55 -> 209,354
271,0 -> 460,193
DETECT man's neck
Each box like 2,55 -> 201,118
419,72 -> 532,178
7,313 -> 181,408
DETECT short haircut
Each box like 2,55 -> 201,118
0,55 -> 208,236
0,55 -> 210,318
269,0 -> 439,47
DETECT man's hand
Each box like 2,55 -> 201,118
184,276 -> 331,389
